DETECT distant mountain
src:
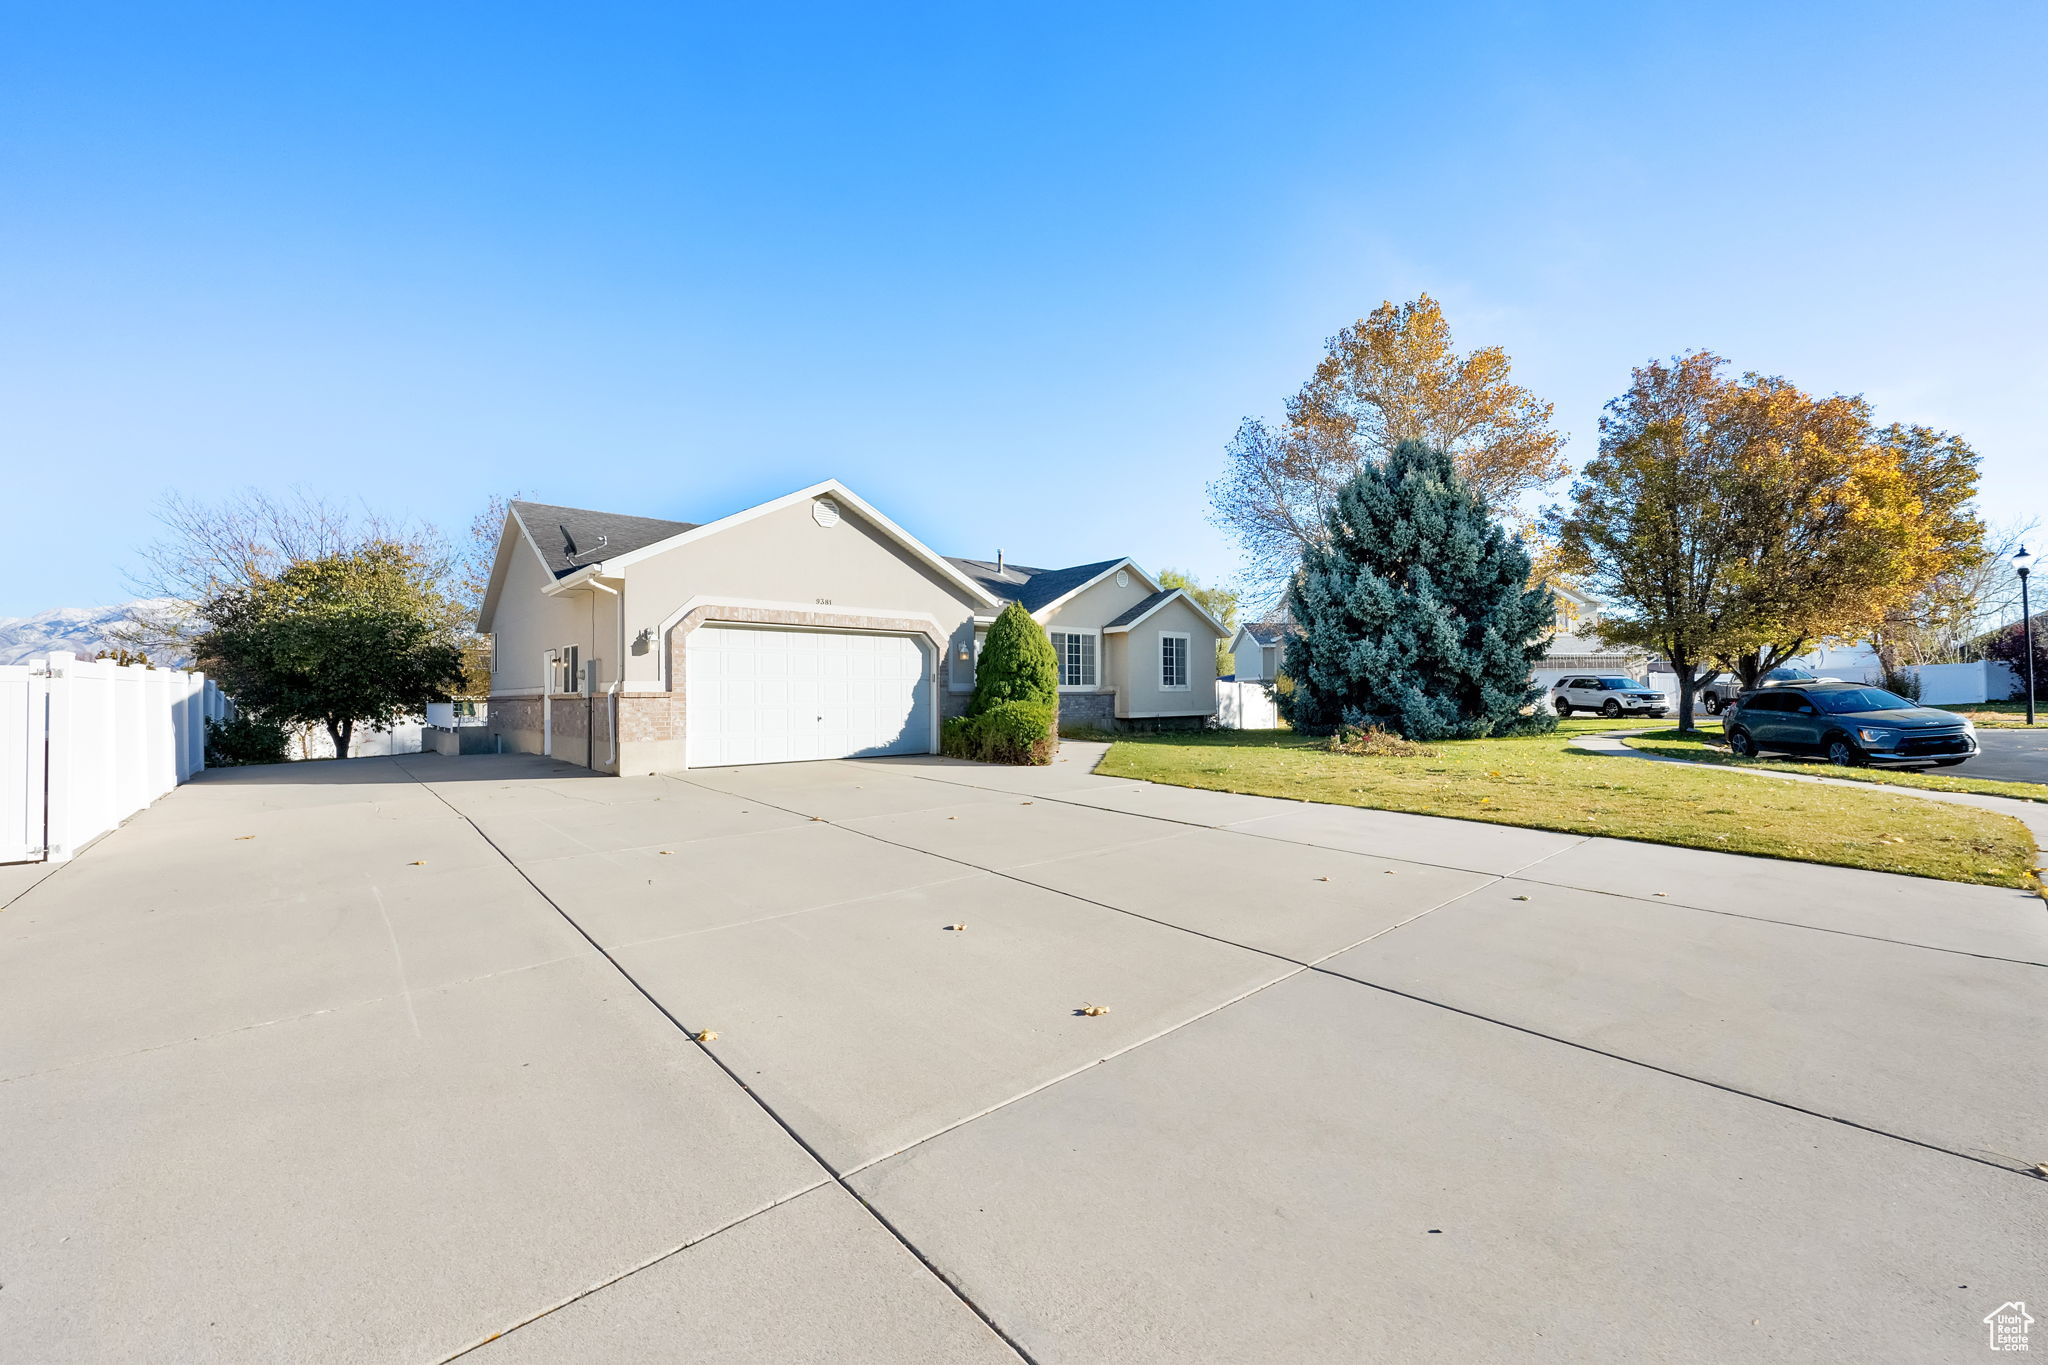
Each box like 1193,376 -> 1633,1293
0,601 -> 190,667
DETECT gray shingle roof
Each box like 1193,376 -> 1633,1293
510,500 -> 697,579
944,557 -> 1128,614
1103,590 -> 1175,629
1239,619 -> 1293,647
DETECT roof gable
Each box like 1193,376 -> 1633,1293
1104,588 -> 1229,636
596,481 -> 1005,609
1238,620 -> 1293,647
944,556 -> 1134,615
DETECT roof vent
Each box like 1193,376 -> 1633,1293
812,497 -> 841,528
996,549 -> 1005,573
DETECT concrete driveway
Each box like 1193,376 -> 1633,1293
2,743 -> 2044,1363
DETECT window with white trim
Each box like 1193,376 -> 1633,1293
1049,630 -> 1097,688
1159,632 -> 1189,690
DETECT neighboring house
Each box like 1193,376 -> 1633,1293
1533,583 -> 1653,686
1228,620 -> 1292,682
474,481 -> 1228,772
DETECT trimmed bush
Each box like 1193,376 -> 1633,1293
205,714 -> 291,766
943,701 -> 1057,765
947,601 -> 1060,765
971,601 -> 1059,713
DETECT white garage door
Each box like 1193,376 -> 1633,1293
686,626 -> 934,767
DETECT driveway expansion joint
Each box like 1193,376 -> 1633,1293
667,769 -> 2031,1186
392,757 -> 1040,1365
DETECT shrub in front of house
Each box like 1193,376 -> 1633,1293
1278,440 -> 1557,742
943,601 -> 1060,765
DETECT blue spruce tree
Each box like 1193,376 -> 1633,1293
1276,441 -> 1556,740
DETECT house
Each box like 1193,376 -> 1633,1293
474,480 -> 1228,772
1227,620 -> 1292,682
1532,582 -> 1654,688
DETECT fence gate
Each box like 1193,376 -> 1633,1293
0,665 -> 48,863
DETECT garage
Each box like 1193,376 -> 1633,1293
684,625 -> 935,767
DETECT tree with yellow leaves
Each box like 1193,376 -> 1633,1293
1210,294 -> 1567,596
1552,352 -> 1984,730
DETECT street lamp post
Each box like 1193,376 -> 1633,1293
2017,545 -> 2037,726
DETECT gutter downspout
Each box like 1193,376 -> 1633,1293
587,579 -> 625,773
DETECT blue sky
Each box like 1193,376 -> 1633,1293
4,2 -> 2044,617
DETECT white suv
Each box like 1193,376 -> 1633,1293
1550,675 -> 1668,719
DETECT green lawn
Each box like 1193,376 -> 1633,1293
1620,727 -> 2048,803
1933,701 -> 2044,729
1094,727 -> 2038,889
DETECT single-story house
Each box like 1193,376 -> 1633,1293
1227,620 -> 1294,682
474,480 -> 1229,772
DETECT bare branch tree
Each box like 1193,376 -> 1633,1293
119,487 -> 448,655
1209,294 -> 1566,601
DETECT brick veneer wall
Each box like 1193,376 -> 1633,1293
1056,692 -> 1118,728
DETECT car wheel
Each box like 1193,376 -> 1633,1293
1703,693 -> 1722,715
1825,736 -> 1863,767
1601,699 -> 1622,718
1728,727 -> 1757,758
1554,702 -> 1570,717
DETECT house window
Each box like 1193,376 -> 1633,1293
1050,631 -> 1097,688
486,633 -> 497,675
1160,633 -> 1189,690
557,646 -> 580,695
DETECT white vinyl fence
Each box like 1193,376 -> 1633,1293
1,652 -> 231,864
1217,679 -> 1281,730
1897,660 -> 2021,706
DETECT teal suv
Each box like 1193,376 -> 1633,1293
1724,683 -> 1978,768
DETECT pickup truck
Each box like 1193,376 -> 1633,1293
1697,666 -> 1839,715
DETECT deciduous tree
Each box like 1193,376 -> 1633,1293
1551,353 -> 1985,729
1550,353 -> 1743,732
1210,295 -> 1566,596
194,544 -> 466,758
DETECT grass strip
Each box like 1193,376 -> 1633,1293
1095,727 -> 2036,889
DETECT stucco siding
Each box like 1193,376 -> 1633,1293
1113,596 -> 1220,718
617,498 -> 987,686
487,544 -> 606,695
1040,570 -> 1154,633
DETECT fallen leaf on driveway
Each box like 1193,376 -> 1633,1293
408,860 -> 426,866
1315,876 -> 1330,882
1076,1003 -> 1110,1017
694,1030 -> 719,1042
235,835 -> 255,841
946,923 -> 966,931
1512,895 -> 1530,901
658,850 -> 671,855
